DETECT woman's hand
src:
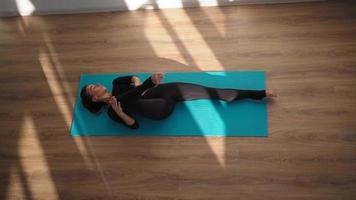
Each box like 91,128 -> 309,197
151,72 -> 164,85
108,96 -> 123,113
95,93 -> 112,103
131,76 -> 141,87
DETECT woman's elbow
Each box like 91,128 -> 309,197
127,121 -> 139,129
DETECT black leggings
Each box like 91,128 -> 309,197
133,82 -> 266,120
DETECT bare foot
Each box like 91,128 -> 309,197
266,90 -> 277,98
253,90 -> 277,103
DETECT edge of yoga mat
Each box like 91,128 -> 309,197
70,70 -> 268,137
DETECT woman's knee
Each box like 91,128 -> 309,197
152,100 -> 174,120
136,98 -> 175,120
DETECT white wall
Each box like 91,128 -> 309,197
0,0 -> 322,16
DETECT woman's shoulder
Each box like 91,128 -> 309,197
112,84 -> 135,96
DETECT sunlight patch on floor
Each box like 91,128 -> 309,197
202,7 -> 227,37
162,9 -> 224,70
185,101 -> 226,168
39,47 -> 97,170
39,48 -> 72,128
143,12 -> 189,65
42,33 -> 76,106
204,137 -> 226,168
17,113 -> 59,199
5,167 -> 25,200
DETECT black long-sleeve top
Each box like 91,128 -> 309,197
107,75 -> 155,129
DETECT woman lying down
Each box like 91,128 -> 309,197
80,72 -> 277,129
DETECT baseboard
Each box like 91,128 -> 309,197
0,0 -> 323,17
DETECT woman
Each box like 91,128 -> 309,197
80,72 -> 277,129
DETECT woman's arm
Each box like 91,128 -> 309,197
108,108 -> 139,129
132,76 -> 141,87
112,75 -> 140,86
112,75 -> 134,85
107,97 -> 139,129
114,72 -> 164,104
115,108 -> 135,125
113,73 -> 162,86
113,102 -> 135,126
117,76 -> 156,104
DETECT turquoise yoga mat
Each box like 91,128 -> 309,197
71,71 -> 268,137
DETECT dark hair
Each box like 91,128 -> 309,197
80,85 -> 106,114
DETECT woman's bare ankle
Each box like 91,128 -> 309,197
266,90 -> 277,98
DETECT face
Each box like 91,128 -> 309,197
86,84 -> 108,101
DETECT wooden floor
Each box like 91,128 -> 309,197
1,0 -> 356,199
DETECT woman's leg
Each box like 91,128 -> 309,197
141,82 -> 266,102
134,98 -> 175,120
231,89 -> 266,101
135,82 -> 266,120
